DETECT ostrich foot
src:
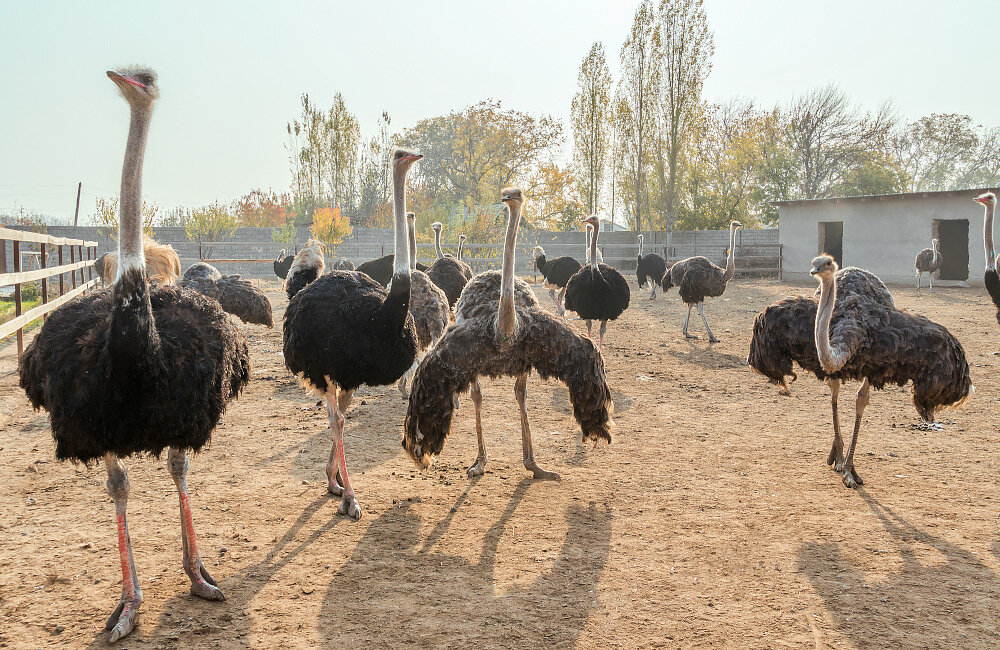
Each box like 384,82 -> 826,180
525,462 -> 560,481
338,494 -> 362,520
467,456 -> 487,478
827,445 -> 844,468
841,466 -> 864,488
683,332 -> 698,339
105,594 -> 142,643
326,468 -> 345,497
397,375 -> 409,398
708,335 -> 720,343
188,561 -> 225,601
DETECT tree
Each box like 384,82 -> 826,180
184,201 -> 238,259
655,0 -> 714,231
615,0 -> 660,234
233,188 -> 291,227
571,42 -> 612,215
524,161 -> 584,230
310,205 -> 352,247
93,196 -> 159,241
356,112 -> 394,224
892,113 -> 1000,191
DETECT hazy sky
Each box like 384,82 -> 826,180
1,0 -> 996,223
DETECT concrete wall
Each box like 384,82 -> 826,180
779,189 -> 998,286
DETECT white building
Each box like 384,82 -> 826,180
776,188 -> 1000,286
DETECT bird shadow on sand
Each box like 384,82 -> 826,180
666,345 -> 747,371
317,478 -> 612,647
797,491 -> 1000,648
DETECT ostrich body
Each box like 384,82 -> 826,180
661,220 -> 742,342
284,238 -> 325,300
914,238 -> 942,290
403,188 -> 614,480
179,262 -> 274,327
564,216 -> 630,349
17,68 -> 250,643
976,193 -> 1000,323
357,253 -> 428,287
636,234 -> 667,300
749,255 -> 971,488
95,235 -> 181,285
283,149 -> 421,519
427,221 -> 474,307
396,212 -> 450,397
273,248 -> 293,279
333,257 -> 355,271
533,245 -> 581,317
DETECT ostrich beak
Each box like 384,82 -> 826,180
107,70 -> 145,89
401,153 -> 423,163
974,197 -> 989,205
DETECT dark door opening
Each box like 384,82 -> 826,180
935,219 -> 969,281
819,221 -> 843,267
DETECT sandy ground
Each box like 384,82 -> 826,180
2,275 -> 1000,649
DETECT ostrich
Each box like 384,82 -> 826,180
532,245 -> 581,317
395,212 -> 450,398
748,255 -> 971,488
914,238 -> 942,290
564,216 -> 630,350
284,238 -> 325,300
403,188 -> 614,480
273,248 -> 293,279
584,224 -> 604,264
356,241 -> 428,287
283,148 -> 421,519
179,262 -> 274,327
975,192 -> 1000,322
661,220 -> 742,342
333,257 -> 355,271
17,68 -> 250,643
636,234 -> 667,300
94,235 -> 181,285
458,234 -> 468,261
427,221 -> 474,307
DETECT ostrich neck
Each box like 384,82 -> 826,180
722,225 -> 737,282
117,104 -> 151,278
985,203 -> 996,271
434,228 -> 443,259
814,273 -> 847,373
590,223 -> 600,270
638,236 -> 644,258
498,203 -> 521,338
458,238 -> 464,261
391,169 -> 410,279
407,220 -> 417,271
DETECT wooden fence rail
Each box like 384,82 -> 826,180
0,227 -> 98,356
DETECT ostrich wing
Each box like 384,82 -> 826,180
181,270 -> 274,328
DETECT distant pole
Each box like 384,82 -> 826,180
73,182 -> 82,227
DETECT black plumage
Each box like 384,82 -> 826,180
635,235 -> 667,300
564,217 -> 630,348
357,254 -> 428,287
284,239 -> 325,300
427,255 -> 473,308
273,249 -> 293,279
534,248 -> 582,288
180,262 -> 274,327
986,269 -> 1000,326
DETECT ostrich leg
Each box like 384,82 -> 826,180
599,320 -> 608,351
682,304 -> 696,338
467,379 -> 488,477
548,288 -> 565,316
697,303 -> 720,343
104,454 -> 142,643
929,273 -> 934,292
557,287 -> 567,316
325,398 -> 346,496
915,271 -> 921,289
397,357 -> 420,398
168,448 -> 225,601
649,282 -> 657,300
825,379 -> 845,469
329,386 -> 361,518
840,378 -> 869,488
514,373 -> 559,480
585,319 -> 593,339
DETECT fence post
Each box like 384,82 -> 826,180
58,246 -> 64,295
0,238 -> 6,274
40,243 -> 48,320
13,240 -> 22,356
70,246 -> 76,289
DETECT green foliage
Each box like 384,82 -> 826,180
92,196 -> 158,241
272,220 -> 297,244
571,42 -> 612,214
183,202 -> 238,242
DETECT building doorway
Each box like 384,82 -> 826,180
818,221 -> 843,266
935,219 -> 969,281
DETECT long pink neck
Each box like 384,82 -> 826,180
117,104 -> 151,279
814,272 -> 847,373
498,202 -> 521,338
985,202 -> 996,271
589,221 -> 600,269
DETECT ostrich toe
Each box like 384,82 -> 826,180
105,594 -> 142,643
326,469 -> 345,497
708,335 -> 720,343
826,445 -> 843,468
467,457 -> 487,478
841,466 -> 863,488
189,562 -> 225,601
525,462 -> 560,481
397,375 -> 409,398
338,495 -> 362,520
684,332 -> 698,339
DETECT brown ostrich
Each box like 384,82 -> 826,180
914,238 -> 941,290
395,212 -> 450,397
179,262 -> 274,327
976,192 -> 1000,322
427,221 -> 474,307
95,235 -> 181,285
403,188 -> 614,480
749,255 -> 972,488
661,220 -> 742,342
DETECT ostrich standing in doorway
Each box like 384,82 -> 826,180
18,68 -> 250,642
914,238 -> 942,290
533,245 -> 581,317
403,188 -> 613,479
976,193 -> 1000,322
661,220 -> 742,342
427,221 -> 473,307
636,234 -> 667,300
283,149 -> 421,519
564,216 -> 630,349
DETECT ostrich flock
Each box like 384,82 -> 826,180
9,67 -> 997,642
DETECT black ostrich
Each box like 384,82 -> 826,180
635,234 -> 667,300
427,221 -> 474,307
273,248 -> 293,279
532,245 -> 581,317
17,68 -> 250,643
976,192 -> 1000,323
661,220 -> 742,342
283,148 -> 421,519
914,238 -> 941,290
179,262 -> 274,327
403,188 -> 614,480
357,249 -> 428,287
748,255 -> 971,488
564,216 -> 630,350
284,238 -> 325,300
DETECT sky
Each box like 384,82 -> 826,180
0,0 -> 997,224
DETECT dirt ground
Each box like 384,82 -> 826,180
2,275 -> 1000,648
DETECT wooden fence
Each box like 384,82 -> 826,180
0,227 -> 98,356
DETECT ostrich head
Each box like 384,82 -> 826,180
459,234 -> 466,243
731,220 -> 743,230
809,254 -> 838,279
107,67 -> 159,105
392,147 -> 422,173
500,187 -> 524,210
532,245 -> 545,258
431,221 -> 443,232
638,234 -> 644,242
579,215 -> 601,229
406,211 -> 415,222
974,192 -> 996,208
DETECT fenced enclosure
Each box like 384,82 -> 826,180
0,227 -> 98,355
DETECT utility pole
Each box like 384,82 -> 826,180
73,182 -> 82,226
